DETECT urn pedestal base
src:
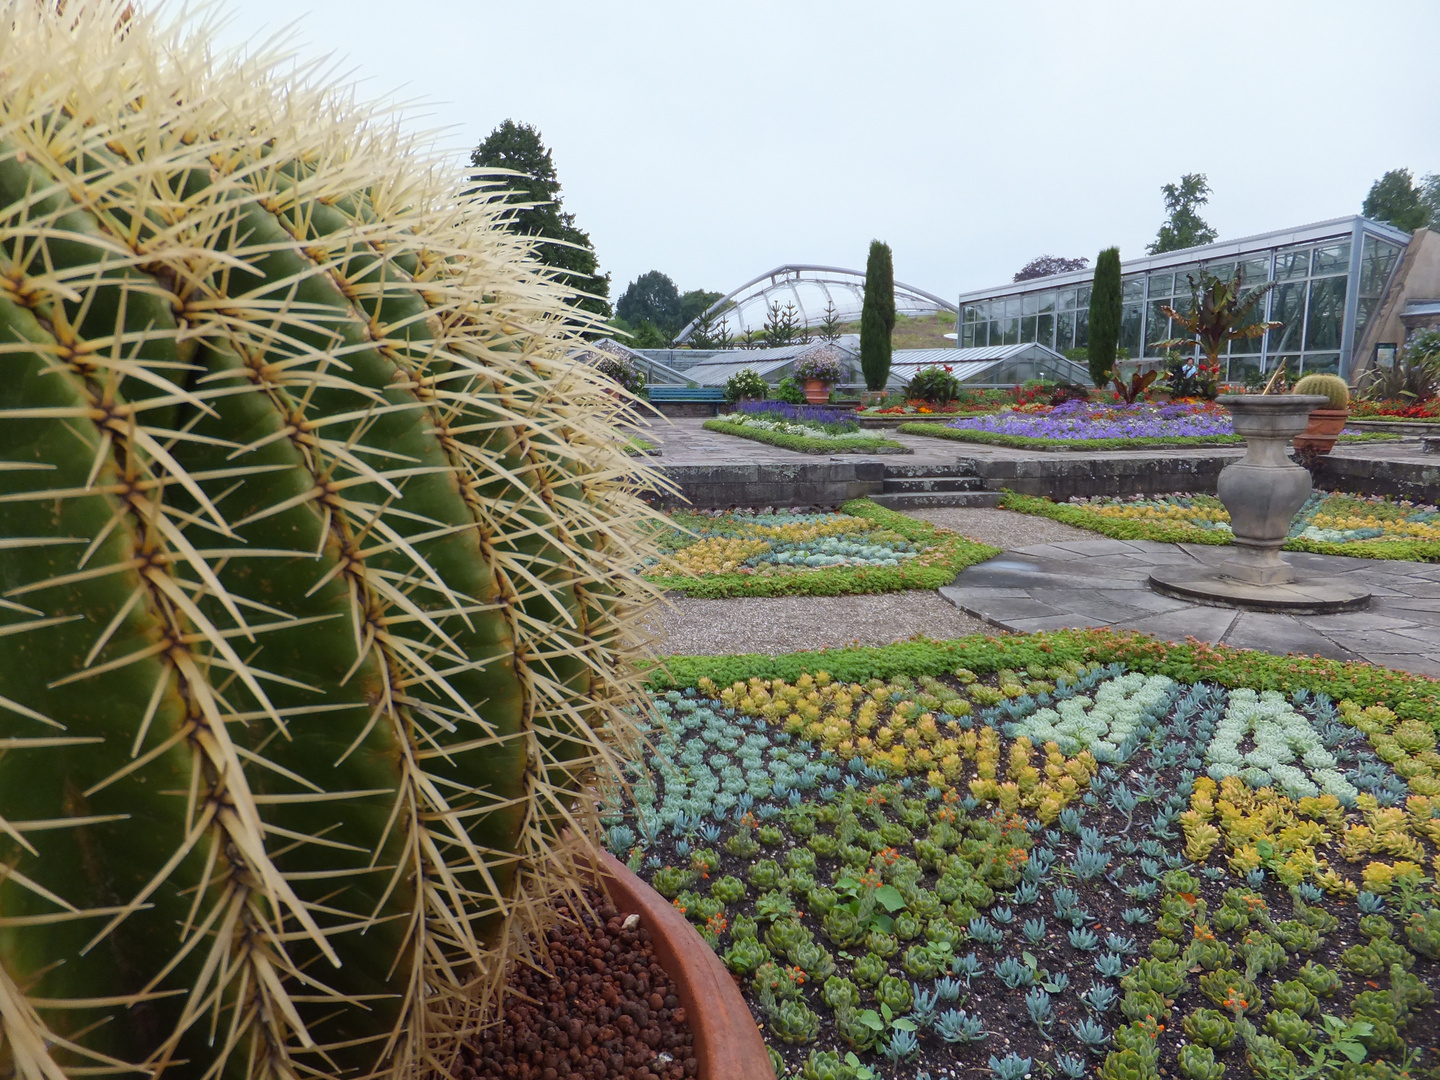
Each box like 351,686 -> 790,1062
1147,565 -> 1370,614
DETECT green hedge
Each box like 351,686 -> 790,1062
641,628 -> 1440,724
1000,491 -> 1440,563
899,423 -> 1398,452
702,418 -> 903,454
644,499 -> 999,598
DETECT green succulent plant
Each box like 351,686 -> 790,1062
722,937 -> 771,976
1182,1009 -> 1237,1050
875,975 -> 914,1013
900,944 -> 941,979
834,1004 -> 882,1051
711,874 -> 747,904
1123,958 -> 1188,998
753,961 -> 806,1001
822,975 -> 862,1010
1264,1008 -> 1313,1050
791,940 -> 836,980
765,916 -> 813,956
0,7 -> 665,1080
1270,979 -> 1319,1017
750,858 -> 784,890
1297,960 -> 1342,997
1176,1044 -> 1226,1080
652,866 -> 697,898
1098,1048 -> 1158,1080
1403,908 -> 1440,958
768,999 -> 822,1044
822,904 -> 866,946
853,951 -> 887,986
800,1049 -> 857,1080
1119,989 -> 1171,1023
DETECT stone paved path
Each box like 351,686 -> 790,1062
942,539 -> 1440,678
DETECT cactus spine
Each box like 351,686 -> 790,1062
0,6 -> 662,1080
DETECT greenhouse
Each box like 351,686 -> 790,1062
886,344 -> 1089,389
956,216 -> 1412,381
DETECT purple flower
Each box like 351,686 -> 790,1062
945,402 -> 1233,440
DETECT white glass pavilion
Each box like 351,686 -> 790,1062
956,217 -> 1410,382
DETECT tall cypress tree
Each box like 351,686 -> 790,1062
1088,247 -> 1122,387
861,240 -> 895,391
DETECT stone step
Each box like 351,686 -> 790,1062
881,460 -> 981,479
882,476 -> 988,494
869,491 -> 1003,510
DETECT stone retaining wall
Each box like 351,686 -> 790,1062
966,453 -> 1240,501
648,461 -> 884,509
648,452 -> 1440,509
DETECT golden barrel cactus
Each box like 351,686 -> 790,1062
0,5 -> 663,1079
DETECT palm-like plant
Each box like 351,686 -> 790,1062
0,6 -> 664,1080
1153,271 -> 1280,392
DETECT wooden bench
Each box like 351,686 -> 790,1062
646,385 -> 727,416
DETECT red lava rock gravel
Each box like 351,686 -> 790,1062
460,893 -> 696,1080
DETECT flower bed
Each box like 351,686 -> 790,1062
644,500 -> 999,598
902,401 -> 1396,451
704,413 -> 905,454
1000,491 -> 1440,563
603,632 -> 1440,1080
1350,399 -> 1440,422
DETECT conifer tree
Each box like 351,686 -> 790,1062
861,240 -> 895,391
1088,247 -> 1122,387
471,120 -> 612,324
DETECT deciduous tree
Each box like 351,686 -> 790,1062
1013,255 -> 1090,282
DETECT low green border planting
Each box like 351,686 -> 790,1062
702,418 -> 905,454
1000,491 -> 1440,563
644,499 -> 1000,598
640,627 -> 1440,724
899,423 -> 1399,452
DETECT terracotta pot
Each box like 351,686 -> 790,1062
586,847 -> 771,1079
1292,407 -> 1349,455
803,378 -> 830,404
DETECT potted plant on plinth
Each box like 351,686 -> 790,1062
724,367 -> 768,410
1291,373 -> 1351,455
793,346 -> 848,404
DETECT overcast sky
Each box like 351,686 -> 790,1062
210,1 -> 1440,305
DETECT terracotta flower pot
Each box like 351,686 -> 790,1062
586,847 -> 771,1080
803,378 -> 830,404
1292,407 -> 1349,455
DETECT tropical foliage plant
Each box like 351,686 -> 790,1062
1152,271 -> 1279,388
0,7 -> 662,1080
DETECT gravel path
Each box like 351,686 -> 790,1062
642,507 -> 1094,655
639,591 -> 991,656
902,506 -> 1096,547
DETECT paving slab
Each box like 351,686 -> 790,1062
943,538 -> 1440,677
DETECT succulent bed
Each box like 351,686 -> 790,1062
642,501 -> 998,598
1000,492 -> 1440,564
601,636 -> 1440,1080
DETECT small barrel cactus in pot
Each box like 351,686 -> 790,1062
1291,373 -> 1351,409
0,6 -> 663,1080
1291,373 -> 1351,454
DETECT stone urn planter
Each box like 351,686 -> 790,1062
585,846 -> 772,1079
803,378 -> 831,404
1147,393 -> 1370,612
1212,394 -> 1327,585
1292,407 -> 1349,455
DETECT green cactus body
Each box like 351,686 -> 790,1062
0,7 -> 661,1080
1292,373 -> 1351,409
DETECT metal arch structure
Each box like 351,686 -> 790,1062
674,264 -> 957,344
